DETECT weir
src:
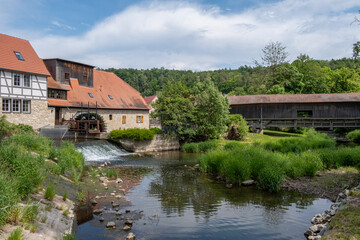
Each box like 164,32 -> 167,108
75,140 -> 132,162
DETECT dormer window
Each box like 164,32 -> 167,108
14,51 -> 24,61
88,93 -> 94,98
64,73 -> 70,81
108,95 -> 113,100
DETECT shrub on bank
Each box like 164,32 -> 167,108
109,128 -> 158,141
316,146 -> 360,169
2,133 -> 53,155
262,129 -> 335,153
182,142 -> 199,153
346,129 -> 360,142
182,141 -> 219,153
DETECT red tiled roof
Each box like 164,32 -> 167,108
229,93 -> 360,105
143,96 -> 157,104
0,34 -> 50,76
47,70 -> 150,110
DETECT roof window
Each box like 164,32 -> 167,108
88,93 -> 94,98
14,51 -> 24,61
108,95 -> 113,100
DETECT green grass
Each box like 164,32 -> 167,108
22,204 -> 39,224
7,227 -> 23,240
182,141 -> 219,153
44,185 -> 56,201
199,130 -> 360,192
346,129 -> 360,142
62,233 -> 77,240
105,168 -> 118,179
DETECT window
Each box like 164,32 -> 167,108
22,100 -> 30,113
12,99 -> 20,112
14,51 -> 24,61
48,89 -> 67,100
88,93 -> 94,98
109,114 -> 113,120
83,75 -> 88,83
136,115 -> 143,123
297,110 -> 313,118
2,99 -> 11,112
64,73 -> 70,83
108,95 -> 113,100
14,74 -> 21,86
122,115 -> 126,124
23,75 -> 31,88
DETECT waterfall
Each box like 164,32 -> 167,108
76,140 -> 132,162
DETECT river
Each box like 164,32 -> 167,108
75,140 -> 332,240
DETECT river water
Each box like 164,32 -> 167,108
75,141 -> 332,240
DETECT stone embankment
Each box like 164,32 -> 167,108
112,134 -> 180,152
304,184 -> 360,239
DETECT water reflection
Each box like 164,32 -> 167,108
148,163 -> 318,226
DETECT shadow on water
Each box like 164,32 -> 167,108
75,142 -> 332,240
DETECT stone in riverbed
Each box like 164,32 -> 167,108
99,217 -> 104,222
106,221 -> 116,229
99,177 -> 108,183
225,183 -> 233,188
112,202 -> 120,208
125,209 -> 131,213
116,178 -> 123,184
115,212 -> 122,216
93,209 -> 103,215
123,225 -> 131,231
242,179 -> 255,186
125,219 -> 133,225
90,199 -> 98,206
126,232 -> 136,240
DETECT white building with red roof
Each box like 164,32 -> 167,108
0,33 -> 53,130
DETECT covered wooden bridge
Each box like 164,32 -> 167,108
229,93 -> 360,130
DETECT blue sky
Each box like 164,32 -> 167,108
1,0 -> 359,70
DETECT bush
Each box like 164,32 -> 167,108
7,227 -> 23,240
2,133 -> 53,155
316,146 -> 360,169
182,142 -> 199,153
56,141 -> 85,180
0,172 -> 19,227
286,152 -> 323,178
44,186 -> 56,201
198,141 -> 219,152
0,116 -> 34,140
346,129 -> 360,142
63,233 -> 77,240
109,128 -> 155,141
0,144 -> 44,196
258,164 -> 284,192
150,128 -> 163,134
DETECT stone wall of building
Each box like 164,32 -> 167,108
0,99 -> 54,130
60,108 -> 149,132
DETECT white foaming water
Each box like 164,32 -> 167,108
76,140 -> 132,162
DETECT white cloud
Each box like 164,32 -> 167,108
51,21 -> 76,31
29,0 -> 360,70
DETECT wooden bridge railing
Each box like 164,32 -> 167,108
246,118 -> 360,130
68,119 -> 100,134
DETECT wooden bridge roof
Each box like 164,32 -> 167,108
229,93 -> 360,105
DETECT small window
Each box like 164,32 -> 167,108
13,74 -> 21,86
22,100 -> 31,113
14,51 -> 24,61
12,99 -> 20,113
83,75 -> 88,83
2,99 -> 11,112
64,73 -> 70,81
136,115 -> 143,123
23,75 -> 31,88
122,115 -> 126,124
108,95 -> 113,100
109,114 -> 113,120
297,110 -> 313,118
88,93 -> 94,98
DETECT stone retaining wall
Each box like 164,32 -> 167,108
111,134 -> 180,152
305,184 -> 360,239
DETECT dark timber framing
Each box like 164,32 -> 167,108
229,93 -> 360,130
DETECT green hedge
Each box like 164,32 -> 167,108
109,128 -> 162,141
346,129 -> 360,142
182,141 -> 219,153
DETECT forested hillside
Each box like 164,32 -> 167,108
105,56 -> 360,97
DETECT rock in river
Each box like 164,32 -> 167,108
126,232 -> 136,240
242,180 -> 255,186
106,221 -> 116,229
